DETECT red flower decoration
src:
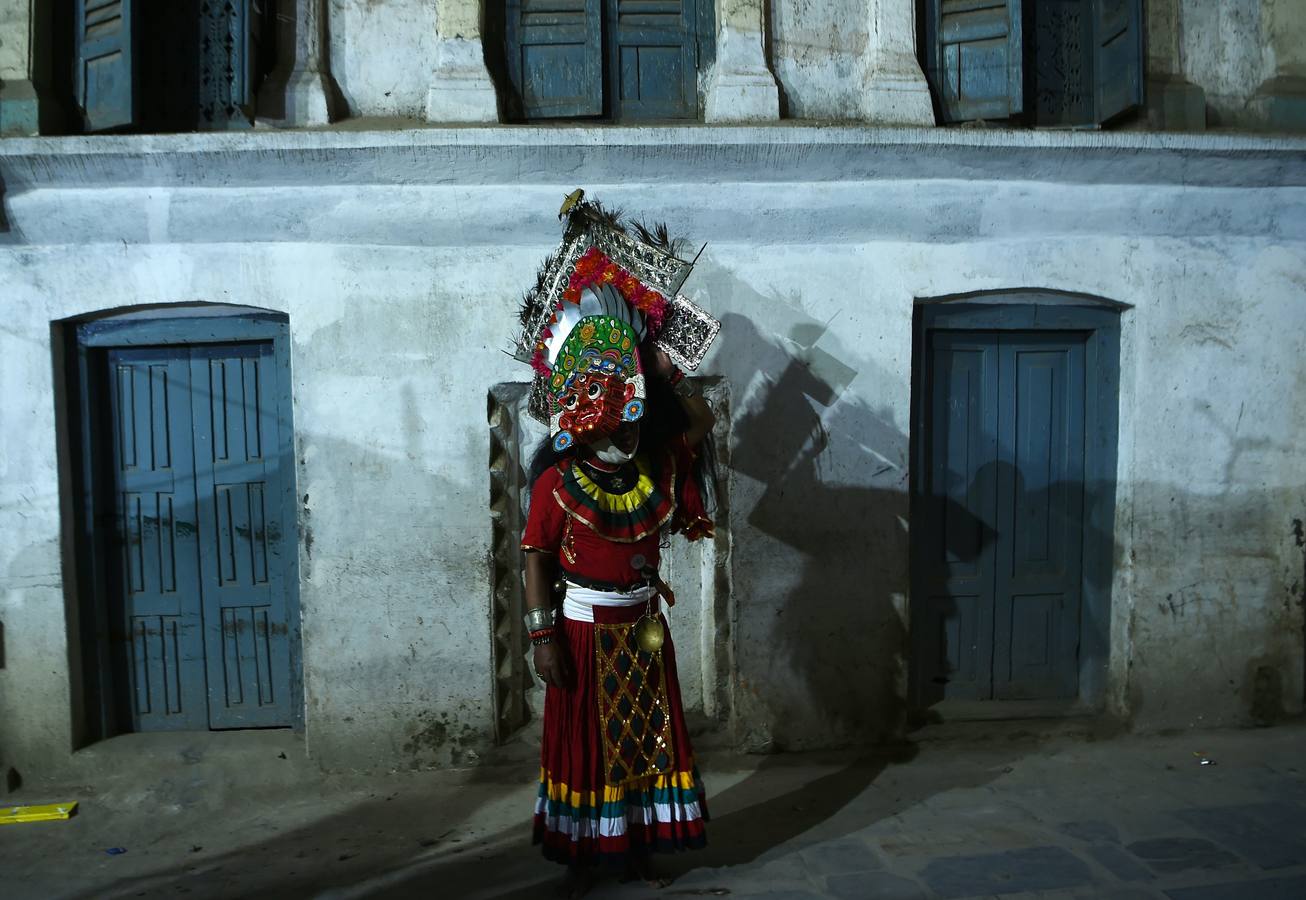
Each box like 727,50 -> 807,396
556,245 -> 673,336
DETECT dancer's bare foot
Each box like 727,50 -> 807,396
622,848 -> 673,888
557,864 -> 593,898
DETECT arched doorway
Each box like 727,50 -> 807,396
58,304 -> 302,741
909,291 -> 1125,715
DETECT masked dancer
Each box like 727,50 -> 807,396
512,191 -> 722,896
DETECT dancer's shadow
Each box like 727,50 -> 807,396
720,311 -> 915,746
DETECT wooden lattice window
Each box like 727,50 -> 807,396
921,0 -> 1144,126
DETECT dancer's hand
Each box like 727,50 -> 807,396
534,642 -> 571,690
649,346 -> 677,380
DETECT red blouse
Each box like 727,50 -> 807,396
521,436 -> 712,587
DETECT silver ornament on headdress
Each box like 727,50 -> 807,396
513,190 -> 721,424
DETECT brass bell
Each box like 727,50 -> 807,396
634,615 -> 664,653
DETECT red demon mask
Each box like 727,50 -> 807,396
556,372 -> 637,442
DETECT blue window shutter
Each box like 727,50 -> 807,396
75,0 -> 136,131
1092,0 -> 1143,123
609,0 -> 698,120
924,0 -> 1023,123
507,0 -> 603,119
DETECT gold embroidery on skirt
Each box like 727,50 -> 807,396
593,621 -> 676,786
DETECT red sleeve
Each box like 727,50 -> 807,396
521,466 -> 565,553
671,435 -> 714,541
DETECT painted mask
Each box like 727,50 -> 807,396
544,285 -> 647,451
556,372 -> 636,440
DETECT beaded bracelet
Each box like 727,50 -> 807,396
529,627 -> 555,646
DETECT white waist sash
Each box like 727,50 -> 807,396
562,582 -> 656,623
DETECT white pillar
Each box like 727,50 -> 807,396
0,0 -> 38,135
861,0 -> 935,125
703,0 -> 780,123
1146,0 -> 1206,130
1252,0 -> 1306,132
256,0 -> 341,126
425,0 -> 498,123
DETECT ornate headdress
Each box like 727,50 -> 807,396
513,190 -> 721,451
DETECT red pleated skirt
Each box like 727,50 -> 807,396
533,602 -> 708,866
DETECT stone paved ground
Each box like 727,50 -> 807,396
4,721 -> 1305,899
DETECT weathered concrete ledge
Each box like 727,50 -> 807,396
1,125 -> 1305,190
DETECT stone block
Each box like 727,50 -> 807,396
1164,873 -> 1306,900
1087,843 -> 1155,882
919,846 -> 1095,898
826,871 -> 927,899
1147,74 -> 1207,132
863,61 -> 936,126
799,837 -> 884,875
1173,802 -> 1306,870
425,37 -> 499,124
1059,820 -> 1122,844
0,78 -> 38,136
1125,837 -> 1240,874
1251,77 -> 1306,134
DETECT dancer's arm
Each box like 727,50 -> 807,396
526,551 -> 570,689
650,347 -> 715,446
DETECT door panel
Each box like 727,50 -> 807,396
992,334 -> 1085,699
191,344 -> 293,728
917,331 -> 999,700
105,347 -> 208,730
1093,0 -> 1144,124
507,0 -> 604,118
915,329 -> 1086,703
75,0 -> 136,131
609,0 -> 697,119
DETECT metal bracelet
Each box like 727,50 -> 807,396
524,606 -> 553,632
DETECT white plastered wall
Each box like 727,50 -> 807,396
1,132 -> 1303,773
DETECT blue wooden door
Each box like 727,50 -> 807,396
916,329 -> 1085,701
190,344 -> 294,728
104,341 -> 294,729
608,0 -> 698,119
106,347 -> 209,730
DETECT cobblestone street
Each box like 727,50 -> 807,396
5,721 -> 1306,899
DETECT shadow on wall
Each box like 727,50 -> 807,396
699,270 -> 1304,742
909,461 -> 1119,712
716,308 -> 913,745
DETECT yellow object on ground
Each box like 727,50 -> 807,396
0,802 -> 78,824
